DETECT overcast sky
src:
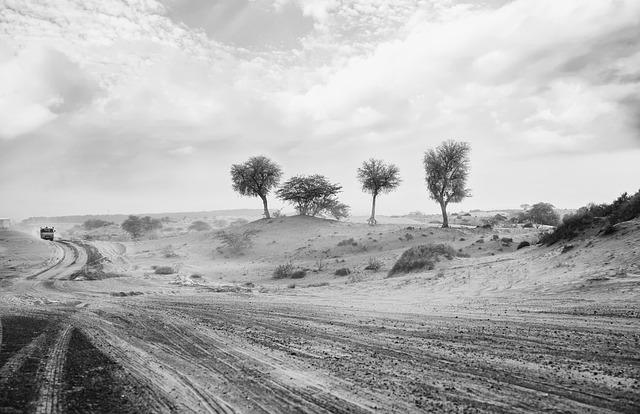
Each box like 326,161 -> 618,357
1,0 -> 639,219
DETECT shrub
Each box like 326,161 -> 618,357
337,238 -> 357,247
388,244 -> 457,277
154,266 -> 175,275
273,263 -> 294,279
216,229 -> 258,253
517,241 -> 530,250
83,219 -> 113,230
540,189 -> 640,245
189,220 -> 211,231
501,237 -> 513,246
364,257 -> 383,271
335,268 -> 351,276
290,270 -> 306,279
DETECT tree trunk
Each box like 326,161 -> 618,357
439,200 -> 449,228
369,193 -> 377,225
261,195 -> 270,219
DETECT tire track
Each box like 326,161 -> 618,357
34,325 -> 72,414
0,333 -> 47,388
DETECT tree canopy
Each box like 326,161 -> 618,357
423,140 -> 471,228
276,174 -> 349,219
357,159 -> 401,225
121,215 -> 162,239
230,155 -> 282,219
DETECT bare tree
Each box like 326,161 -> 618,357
357,159 -> 401,225
230,155 -> 282,219
423,140 -> 471,228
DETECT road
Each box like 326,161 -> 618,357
0,240 -> 639,413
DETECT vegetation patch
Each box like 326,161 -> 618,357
388,244 -> 459,277
273,263 -> 305,279
154,266 -> 175,275
334,268 -> 351,276
364,257 -> 383,271
540,190 -> 640,245
337,238 -> 357,247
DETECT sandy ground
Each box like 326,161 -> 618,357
0,216 -> 639,413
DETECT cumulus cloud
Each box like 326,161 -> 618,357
0,44 -> 98,139
0,0 -> 639,218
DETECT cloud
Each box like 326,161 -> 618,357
0,43 -> 98,139
0,0 -> 639,218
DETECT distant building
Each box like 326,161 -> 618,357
0,218 -> 10,229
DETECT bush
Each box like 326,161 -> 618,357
335,268 -> 351,276
273,263 -> 294,279
517,241 -> 530,250
500,237 -> 513,246
337,238 -> 357,247
540,189 -> 640,245
216,229 -> 258,253
364,257 -> 383,271
189,220 -> 211,231
83,219 -> 113,230
154,266 -> 175,275
273,263 -> 307,279
388,244 -> 457,277
290,270 -> 306,279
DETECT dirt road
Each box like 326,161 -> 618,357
1,239 -> 639,413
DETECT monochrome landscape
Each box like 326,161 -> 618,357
1,0 -> 639,413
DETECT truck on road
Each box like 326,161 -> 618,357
40,226 -> 55,241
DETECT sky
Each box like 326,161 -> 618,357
0,0 -> 639,219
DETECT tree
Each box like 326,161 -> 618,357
357,158 -> 401,225
527,202 -> 560,226
121,215 -> 162,239
423,140 -> 471,228
276,174 -> 349,219
230,155 -> 283,219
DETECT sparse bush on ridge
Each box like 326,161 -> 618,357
388,244 -> 461,277
540,190 -> 640,245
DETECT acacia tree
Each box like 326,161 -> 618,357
276,174 -> 349,219
357,159 -> 401,225
121,215 -> 162,239
423,140 -> 471,228
526,202 -> 560,226
230,155 -> 282,219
